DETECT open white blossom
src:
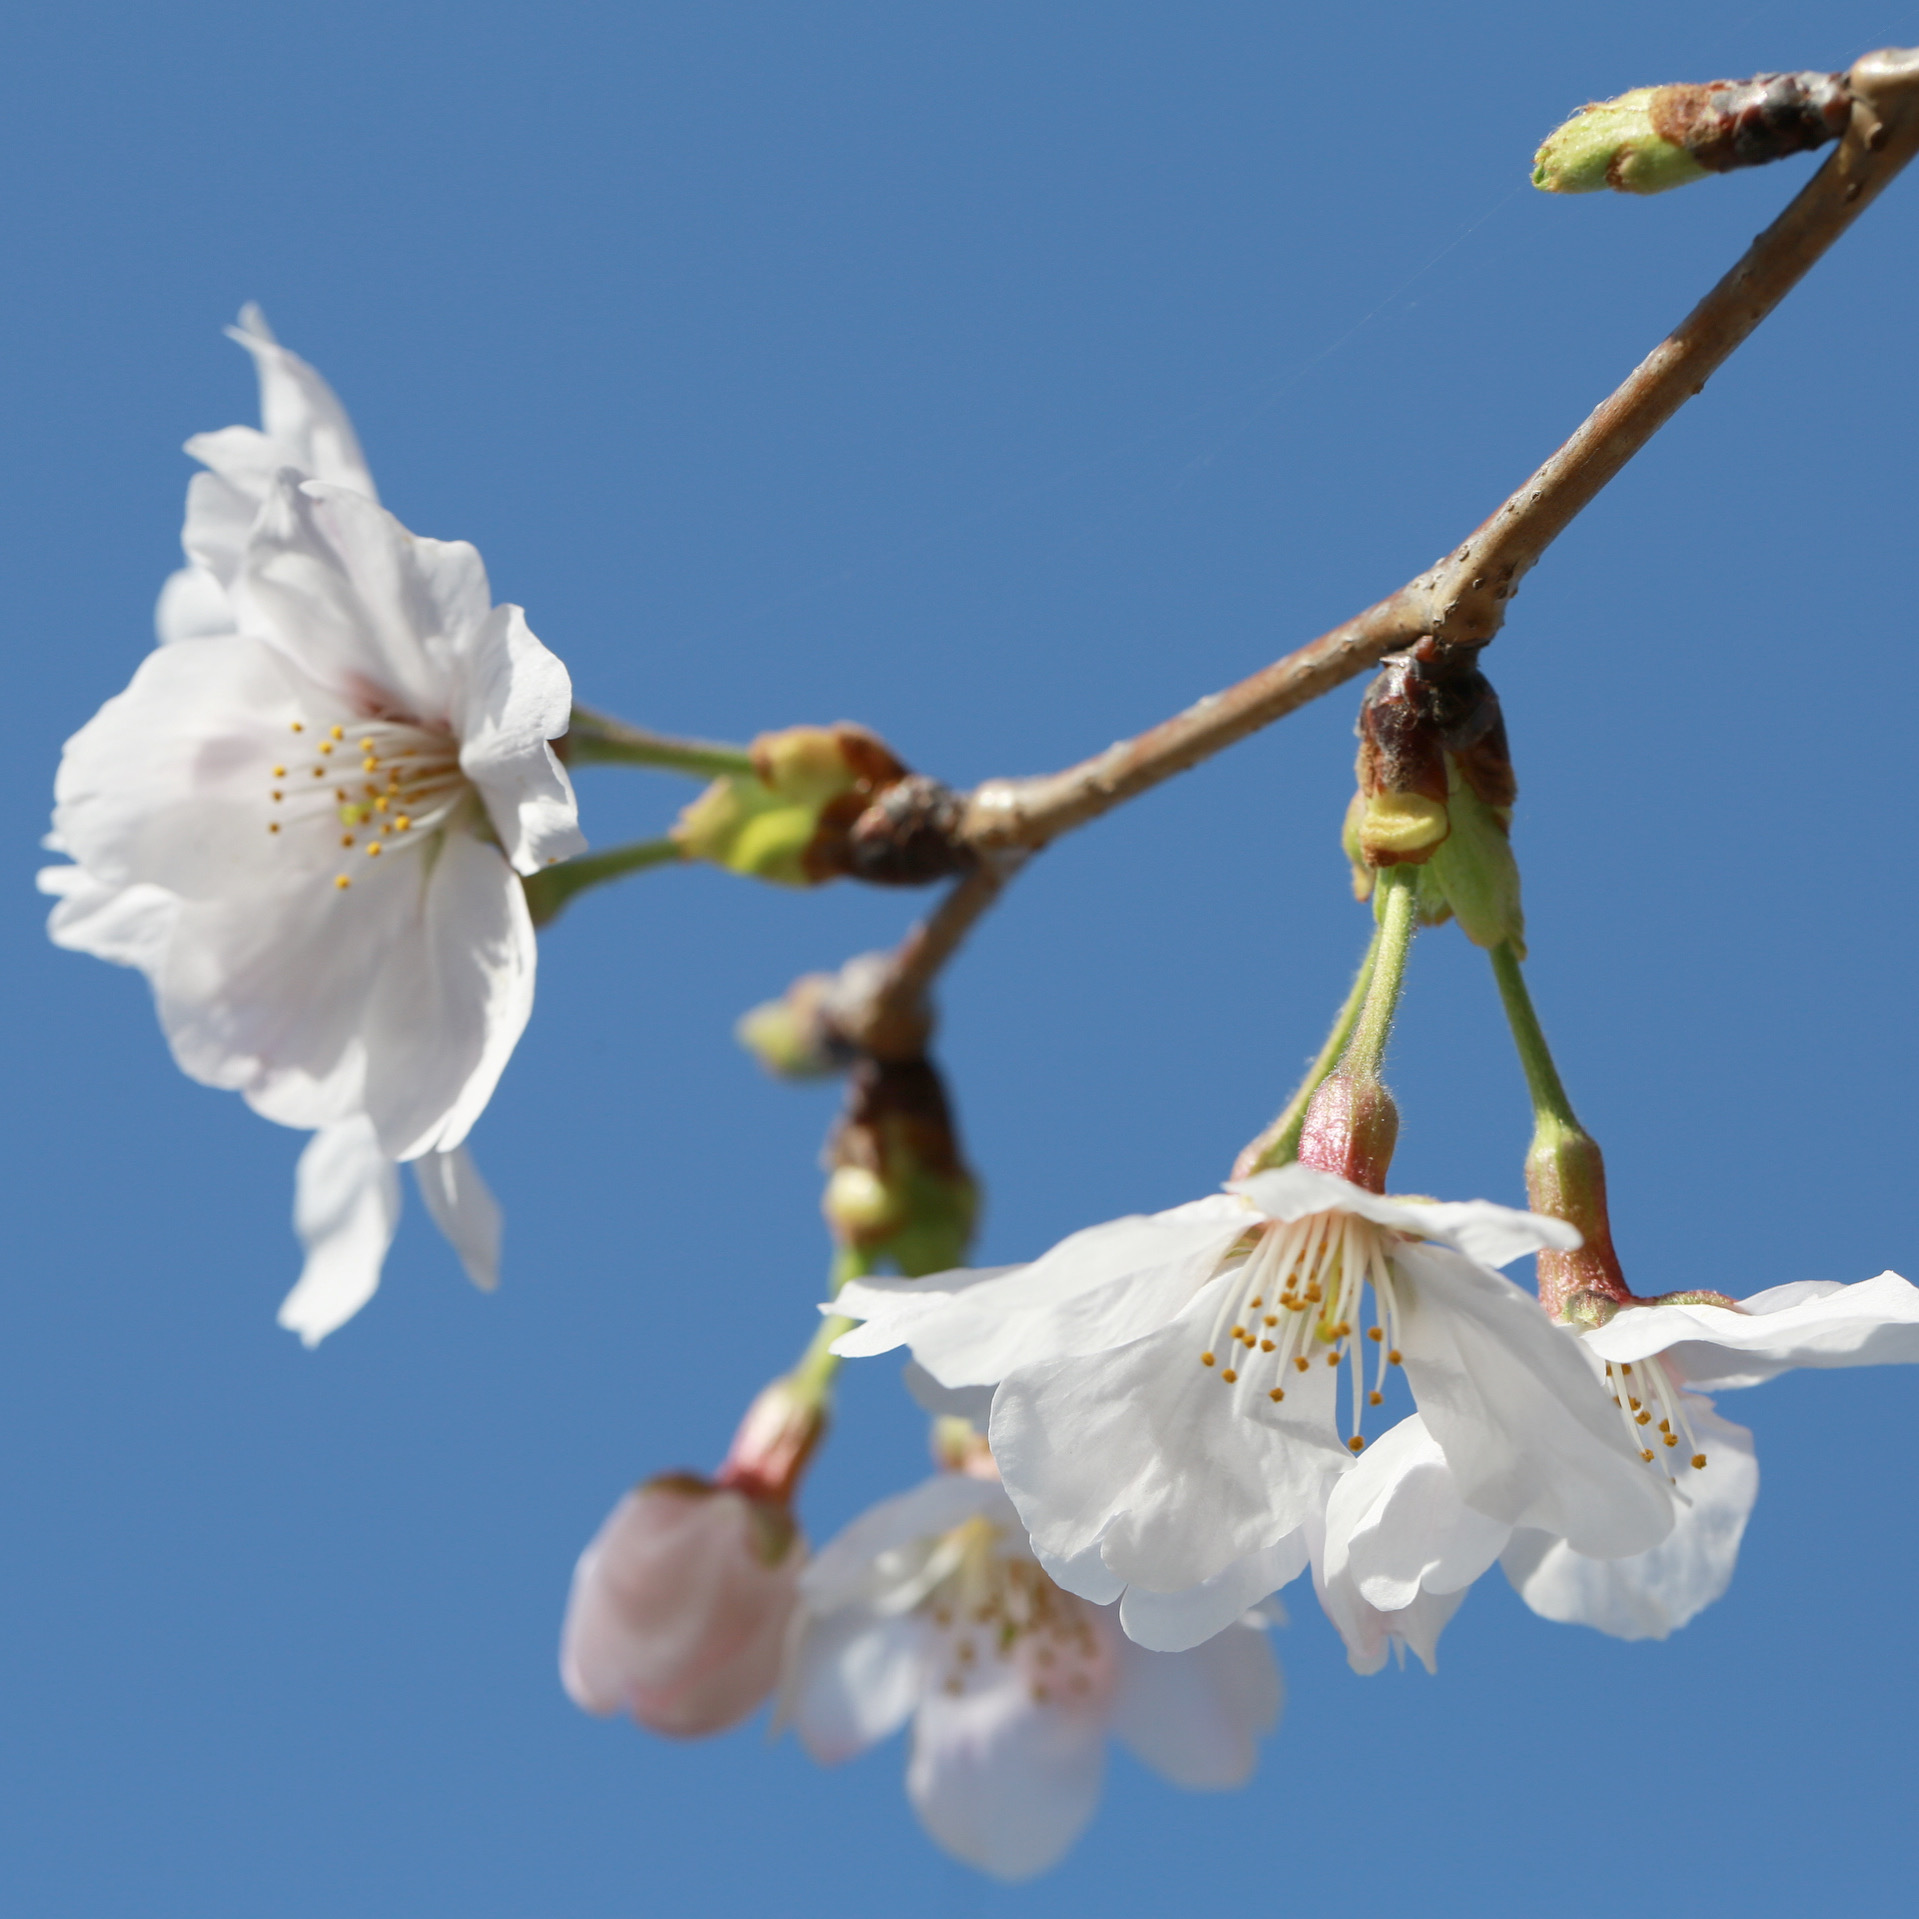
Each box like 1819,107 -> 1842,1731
781,1472 -> 1280,1882
833,1164 -> 1675,1645
43,311 -> 578,1336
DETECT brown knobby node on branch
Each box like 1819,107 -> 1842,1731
1655,71 -> 1852,173
845,773 -> 975,886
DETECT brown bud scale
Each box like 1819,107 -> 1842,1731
1650,71 -> 1850,174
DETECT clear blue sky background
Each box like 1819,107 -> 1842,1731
5,4 -> 1915,1914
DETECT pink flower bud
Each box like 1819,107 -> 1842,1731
560,1472 -> 804,1738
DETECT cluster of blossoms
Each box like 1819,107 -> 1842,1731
46,273 -> 1919,1880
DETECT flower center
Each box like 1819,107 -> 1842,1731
1198,1209 -> 1405,1452
1602,1356 -> 1708,1477
267,716 -> 469,890
923,1519 -> 1114,1711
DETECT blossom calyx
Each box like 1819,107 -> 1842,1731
1533,72 -> 1849,196
1524,1115 -> 1631,1321
1347,652 -> 1524,954
1296,1072 -> 1399,1194
822,1056 -> 979,1275
675,724 -> 972,887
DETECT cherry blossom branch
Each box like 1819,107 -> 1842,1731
959,44 -> 1919,855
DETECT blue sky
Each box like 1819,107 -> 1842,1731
4,4 -> 1916,1914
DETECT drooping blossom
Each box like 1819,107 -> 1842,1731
833,1162 -> 1675,1649
561,1378 -> 821,1738
780,1470 -> 1281,1881
43,311 -> 582,1335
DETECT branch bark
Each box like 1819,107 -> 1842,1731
958,45 -> 1919,854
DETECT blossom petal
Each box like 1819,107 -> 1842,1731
1117,1530 -> 1309,1653
39,864 -> 178,976
1109,1618 -> 1281,1788
784,1603 -> 928,1763
834,1199 -> 1247,1387
899,1361 -> 995,1427
1312,1509 -> 1470,1677
357,831 -> 535,1158
228,304 -> 377,499
1395,1243 -> 1674,1558
990,1273 -> 1347,1593
235,477 -> 480,723
907,1674 -> 1108,1882
1033,1542 -> 1126,1607
278,1118 -> 401,1345
155,560 -> 236,644
1502,1397 -> 1758,1640
799,1476 -> 1010,1615
1582,1273 -> 1919,1387
413,1145 -> 502,1292
1331,1416 -> 1511,1611
451,604 -> 584,875
1233,1164 -> 1575,1264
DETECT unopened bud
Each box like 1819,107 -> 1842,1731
1534,72 -> 1849,196
1297,1072 -> 1399,1194
674,723 -> 908,886
823,1057 -> 979,1275
559,1474 -> 803,1738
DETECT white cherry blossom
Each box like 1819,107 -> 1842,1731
781,1472 -> 1280,1882
833,1164 -> 1675,1642
44,312 -> 579,1336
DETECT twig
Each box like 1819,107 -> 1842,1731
566,704 -> 756,779
959,45 -> 1919,854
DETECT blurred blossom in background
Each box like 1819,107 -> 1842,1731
3,3 -> 1915,1914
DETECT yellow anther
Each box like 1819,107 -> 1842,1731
1231,1326 -> 1247,1340
1200,1352 -> 1215,1367
362,757 -> 378,772
1260,1339 -> 1274,1352
395,816 -> 412,831
1620,1363 -> 1633,1375
272,765 -> 287,778
319,742 -> 334,755
1387,1349 -> 1402,1364
1634,1410 -> 1651,1425
1264,1314 -> 1278,1327
290,721 -> 305,732
1662,1433 -> 1678,1447
1326,1351 -> 1340,1367
1220,1368 -> 1238,1384
366,842 -> 383,857
329,725 -> 344,740
1367,1326 -> 1384,1342
1293,1355 -> 1311,1373
1347,1435 -> 1366,1453
375,797 -> 390,813
335,875 -> 351,890
1658,1420 -> 1672,1433
1368,1390 -> 1383,1406
1268,1387 -> 1285,1402
340,834 -> 355,848
1249,1297 -> 1262,1309
1640,1447 -> 1654,1461
311,767 -> 325,778
267,823 -> 280,834
359,736 -> 374,751
271,790 -> 283,802
1627,1397 -> 1642,1411
1691,1454 -> 1708,1470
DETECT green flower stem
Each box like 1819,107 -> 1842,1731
788,1246 -> 876,1408
1236,931 -> 1379,1176
1487,938 -> 1581,1132
566,703 -> 758,779
1343,864 -> 1419,1082
522,836 -> 685,927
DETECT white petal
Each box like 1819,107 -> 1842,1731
907,1672 -> 1108,1881
834,1201 -> 1247,1387
1117,1530 -> 1309,1653
1395,1243 -> 1674,1558
783,1604 -> 928,1763
234,477 -> 474,723
413,1145 -> 502,1292
900,1361 -> 995,1426
1232,1165 -> 1576,1264
39,865 -> 178,976
799,1476 -> 1012,1614
989,1275 -> 1347,1593
828,1266 -> 1019,1360
357,832 -> 536,1158
1033,1542 -> 1126,1607
228,305 -> 378,498
1312,1510 -> 1470,1677
1332,1416 -> 1512,1611
278,1118 -> 401,1345
1502,1397 -> 1758,1640
155,562 -> 236,644
1109,1618 -> 1281,1787
451,603 -> 584,875
1582,1274 -> 1919,1386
